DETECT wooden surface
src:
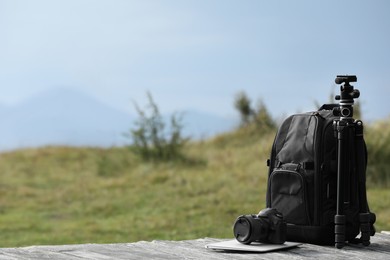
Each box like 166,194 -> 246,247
0,233 -> 389,259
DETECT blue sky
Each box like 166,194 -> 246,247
1,0 -> 389,122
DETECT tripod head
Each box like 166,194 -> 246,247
333,75 -> 360,120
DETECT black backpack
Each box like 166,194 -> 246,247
266,104 -> 376,246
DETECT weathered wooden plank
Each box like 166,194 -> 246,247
0,233 -> 389,259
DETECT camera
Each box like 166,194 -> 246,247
233,208 -> 286,244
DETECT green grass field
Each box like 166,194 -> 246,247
0,121 -> 389,247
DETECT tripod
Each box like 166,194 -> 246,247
333,75 -> 374,249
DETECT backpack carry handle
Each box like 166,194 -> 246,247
318,104 -> 339,111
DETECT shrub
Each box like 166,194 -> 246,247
234,91 -> 252,126
234,91 -> 276,131
127,92 -> 189,161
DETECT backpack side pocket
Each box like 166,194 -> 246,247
269,168 -> 311,225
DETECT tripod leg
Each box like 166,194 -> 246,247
335,120 -> 348,249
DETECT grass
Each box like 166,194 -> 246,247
365,119 -> 390,186
0,121 -> 388,247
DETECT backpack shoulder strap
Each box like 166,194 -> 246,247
355,120 -> 376,245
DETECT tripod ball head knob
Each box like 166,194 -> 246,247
352,89 -> 360,99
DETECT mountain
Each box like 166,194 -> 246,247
0,88 -> 236,151
0,88 -> 134,151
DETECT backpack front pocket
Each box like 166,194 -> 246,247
269,169 -> 311,225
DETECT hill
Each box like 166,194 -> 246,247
0,121 -> 388,247
0,88 -> 133,150
0,88 -> 236,151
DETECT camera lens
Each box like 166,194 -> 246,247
233,215 -> 268,244
233,216 -> 251,243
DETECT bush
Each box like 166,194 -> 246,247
234,91 -> 276,131
127,92 -> 189,161
234,91 -> 252,126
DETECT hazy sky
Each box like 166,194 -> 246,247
1,0 -> 389,121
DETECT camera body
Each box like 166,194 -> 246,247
233,208 -> 286,244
